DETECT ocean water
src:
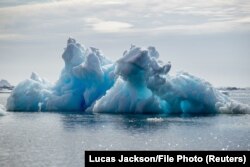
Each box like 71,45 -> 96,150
0,90 -> 250,167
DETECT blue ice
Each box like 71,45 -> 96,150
6,38 -> 250,114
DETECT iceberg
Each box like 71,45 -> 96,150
6,38 -> 250,114
0,79 -> 14,91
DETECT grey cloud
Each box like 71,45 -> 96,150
0,0 -> 250,41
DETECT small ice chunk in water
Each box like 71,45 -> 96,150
146,117 -> 164,122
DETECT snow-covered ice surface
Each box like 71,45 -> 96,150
6,38 -> 250,114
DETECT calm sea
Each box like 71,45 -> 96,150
0,89 -> 250,167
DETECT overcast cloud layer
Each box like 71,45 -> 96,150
0,0 -> 250,86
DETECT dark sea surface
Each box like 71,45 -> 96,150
0,90 -> 250,167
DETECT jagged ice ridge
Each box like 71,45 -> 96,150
6,38 -> 250,114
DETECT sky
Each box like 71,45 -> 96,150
0,0 -> 249,87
